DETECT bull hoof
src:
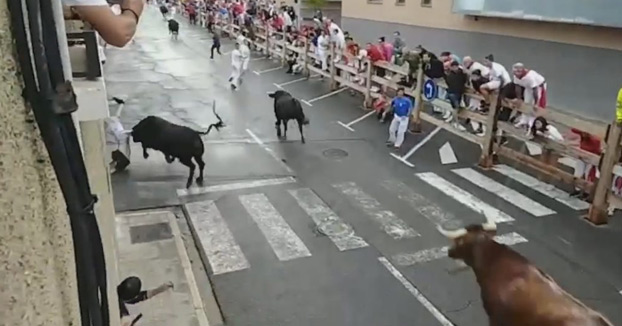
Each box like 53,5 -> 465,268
196,177 -> 204,185
143,153 -> 149,159
301,139 -> 306,144
185,182 -> 192,189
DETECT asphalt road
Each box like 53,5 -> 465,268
105,6 -> 622,326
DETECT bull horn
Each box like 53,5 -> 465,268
436,225 -> 468,239
482,222 -> 497,231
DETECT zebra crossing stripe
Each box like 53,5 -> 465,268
239,193 -> 312,261
288,188 -> 369,251
333,182 -> 420,240
381,180 -> 463,229
493,165 -> 589,210
393,232 -> 528,266
185,200 -> 250,275
452,168 -> 556,217
415,172 -> 515,223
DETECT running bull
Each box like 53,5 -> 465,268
267,90 -> 309,143
131,102 -> 224,188
437,220 -> 613,326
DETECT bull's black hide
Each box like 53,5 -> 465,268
131,104 -> 224,188
268,90 -> 309,143
168,19 -> 179,39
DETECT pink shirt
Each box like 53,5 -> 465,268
382,43 -> 394,61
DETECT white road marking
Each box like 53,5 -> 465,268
381,180 -> 462,229
274,76 -> 309,87
177,177 -> 296,197
253,66 -> 283,75
306,87 -> 348,103
333,182 -> 419,239
239,193 -> 312,261
416,172 -> 515,223
378,257 -> 455,326
525,141 -> 543,156
301,99 -> 313,107
389,153 -> 415,168
245,128 -> 294,174
167,211 -> 211,326
289,188 -> 368,251
493,164 -> 590,210
337,121 -> 355,132
204,138 -> 254,144
250,57 -> 266,62
439,142 -> 458,165
337,110 -> 376,132
390,126 -> 442,167
185,200 -> 250,275
452,168 -> 556,217
393,232 -> 528,266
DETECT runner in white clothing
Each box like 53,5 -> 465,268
479,54 -> 511,108
512,63 -> 548,129
236,35 -> 251,83
229,43 -> 243,90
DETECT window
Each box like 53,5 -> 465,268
421,0 -> 431,7
396,0 -> 405,5
367,0 -> 383,3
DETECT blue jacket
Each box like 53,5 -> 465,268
391,96 -> 413,117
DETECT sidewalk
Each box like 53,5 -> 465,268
115,209 -> 222,326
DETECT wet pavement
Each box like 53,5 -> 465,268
105,6 -> 622,326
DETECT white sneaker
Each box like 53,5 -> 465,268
453,122 -> 466,131
433,106 -> 443,114
443,111 -> 453,122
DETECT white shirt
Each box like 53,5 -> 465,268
328,22 -> 342,36
542,125 -> 564,142
465,61 -> 490,78
240,44 -> 250,62
317,35 -> 329,51
513,70 -> 545,89
282,13 -> 292,27
489,62 -> 511,86
231,49 -> 242,68
62,0 -> 107,5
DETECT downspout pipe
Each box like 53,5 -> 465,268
8,0 -> 109,325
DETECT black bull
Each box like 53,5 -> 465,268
131,103 -> 224,188
268,90 -> 309,143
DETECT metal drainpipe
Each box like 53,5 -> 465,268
51,0 -> 84,151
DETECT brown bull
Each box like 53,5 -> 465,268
437,221 -> 613,326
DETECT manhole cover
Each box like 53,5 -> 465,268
322,148 -> 348,159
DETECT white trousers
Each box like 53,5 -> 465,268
230,65 -> 241,87
388,115 -> 409,147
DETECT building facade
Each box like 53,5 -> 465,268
341,0 -> 622,121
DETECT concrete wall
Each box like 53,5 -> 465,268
341,0 -> 622,122
0,0 -> 81,324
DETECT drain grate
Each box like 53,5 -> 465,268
130,222 -> 173,244
322,148 -> 349,159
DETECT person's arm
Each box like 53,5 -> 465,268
145,281 -> 174,300
70,0 -> 144,47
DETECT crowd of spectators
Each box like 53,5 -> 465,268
166,0 -> 602,197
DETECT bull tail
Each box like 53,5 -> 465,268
295,98 -> 310,125
198,100 -> 225,135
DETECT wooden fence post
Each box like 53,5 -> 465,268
280,31 -> 286,66
329,43 -> 337,90
363,59 -> 373,108
265,27 -> 271,57
588,122 -> 622,224
478,92 -> 500,168
409,62 -> 424,133
302,38 -> 310,78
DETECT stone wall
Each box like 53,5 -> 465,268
0,0 -> 81,325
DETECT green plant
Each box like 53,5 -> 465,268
306,0 -> 326,10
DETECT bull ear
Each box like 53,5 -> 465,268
267,91 -> 275,98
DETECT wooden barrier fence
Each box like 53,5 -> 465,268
206,18 -> 622,225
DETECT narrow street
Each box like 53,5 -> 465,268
106,6 -> 622,326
